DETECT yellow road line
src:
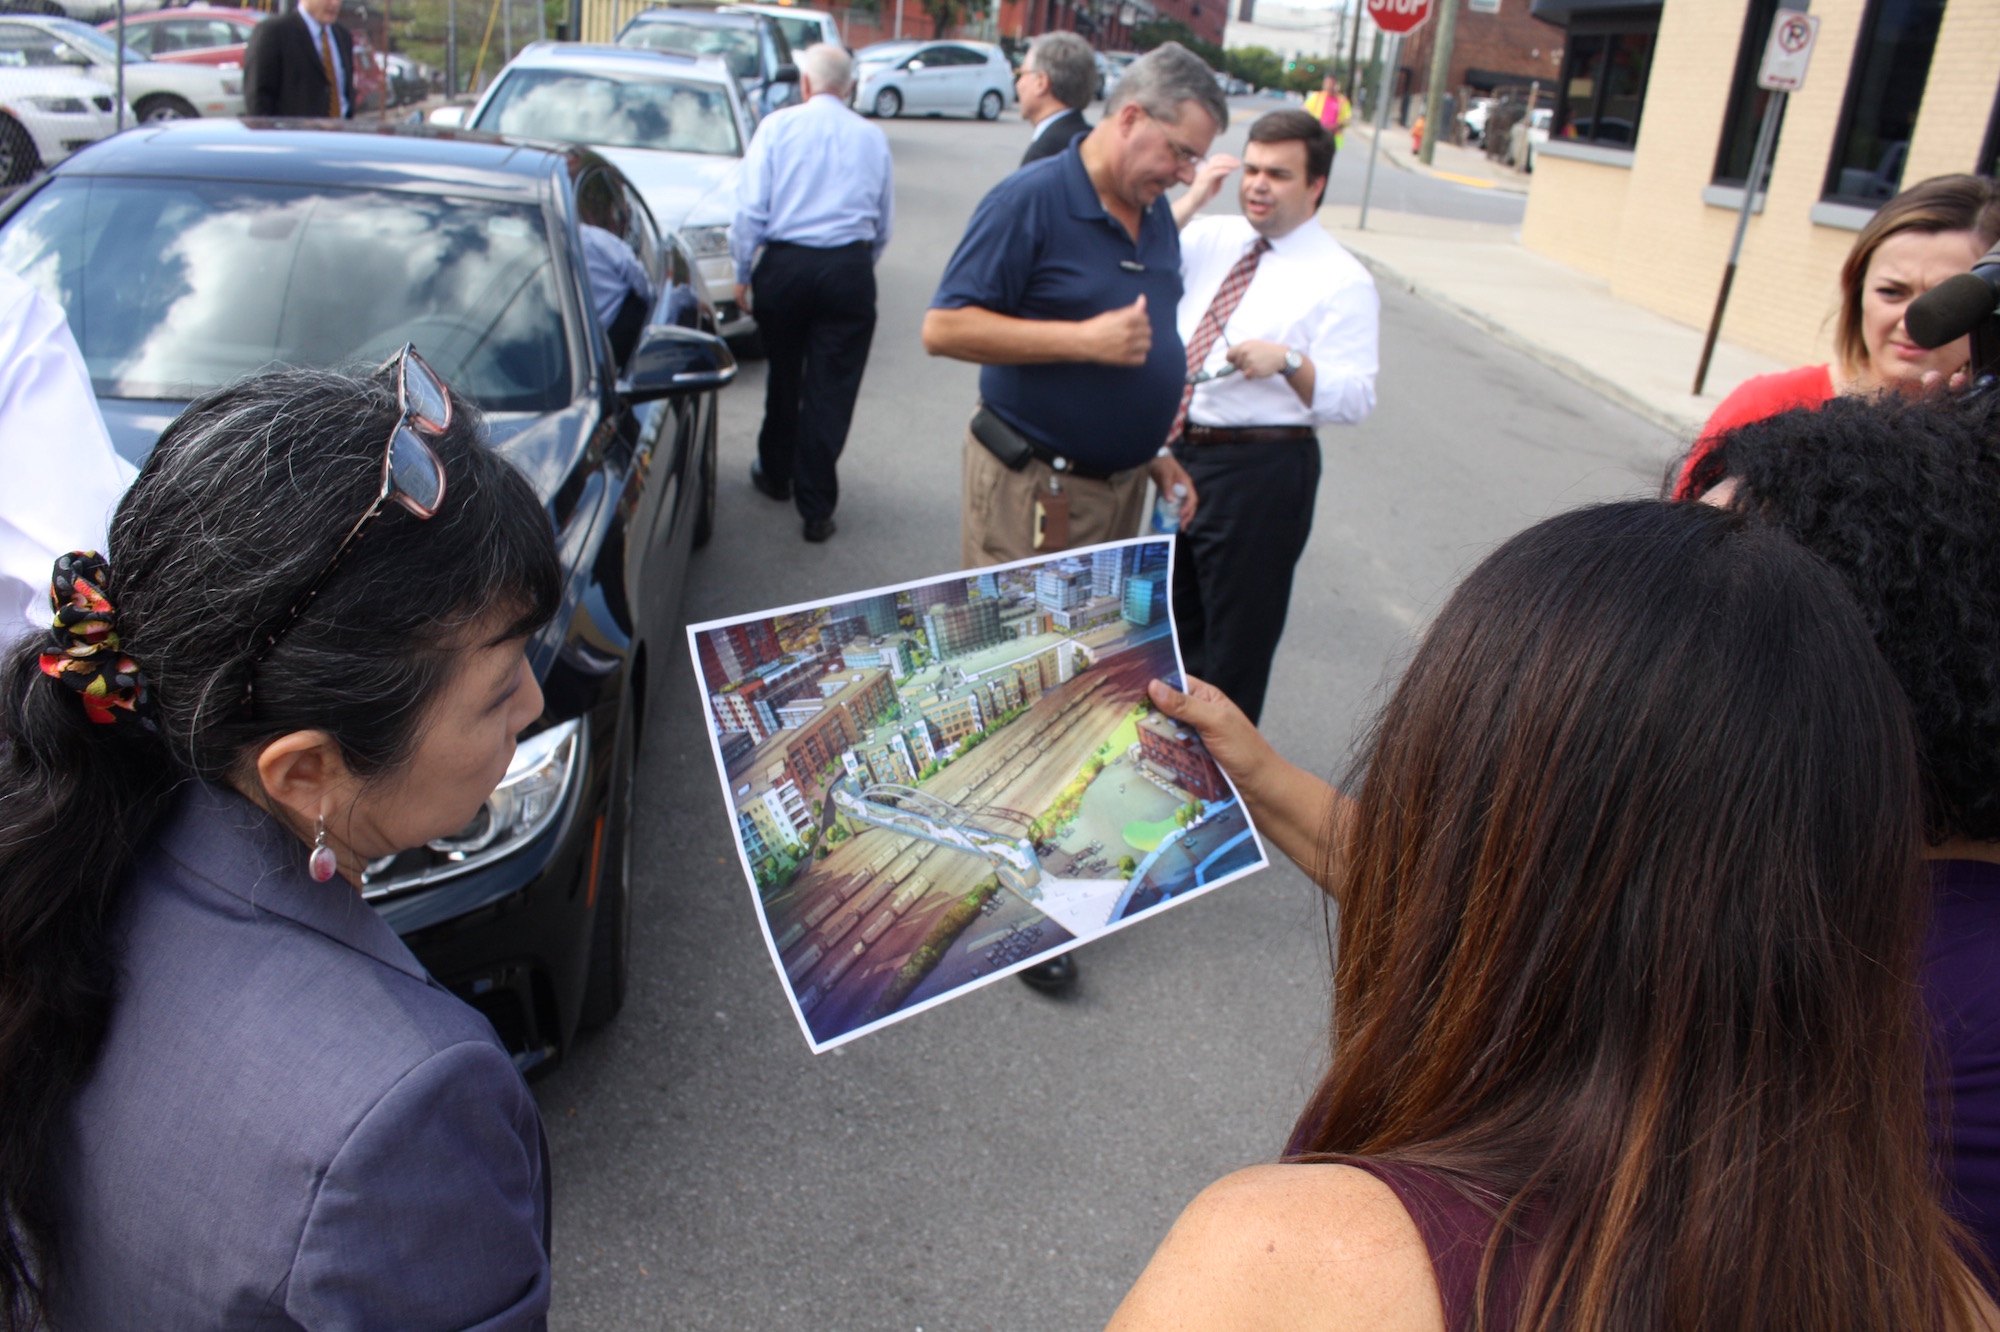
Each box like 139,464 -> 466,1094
1429,170 -> 1498,189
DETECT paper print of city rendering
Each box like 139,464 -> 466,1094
689,537 -> 1268,1052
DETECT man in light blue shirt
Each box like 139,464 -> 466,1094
730,42 -> 893,544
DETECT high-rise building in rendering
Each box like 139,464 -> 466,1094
911,581 -> 969,615
1036,560 -> 1091,612
924,599 -> 1004,660
1091,547 -> 1126,600
1123,568 -> 1167,626
696,621 -> 781,691
853,593 -> 901,637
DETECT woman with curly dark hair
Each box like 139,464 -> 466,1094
1674,173 -> 2000,498
1699,388 -> 2000,1279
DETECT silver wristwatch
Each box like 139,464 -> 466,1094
1281,348 -> 1304,377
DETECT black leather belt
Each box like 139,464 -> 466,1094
1024,436 -> 1123,482
1182,424 -> 1318,445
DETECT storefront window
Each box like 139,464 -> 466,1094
1823,0 -> 1945,204
1553,20 -> 1656,149
1712,0 -> 1787,188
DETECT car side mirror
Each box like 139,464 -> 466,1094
427,104 -> 468,128
55,44 -> 94,67
773,63 -> 799,83
904,59 -> 922,70
621,325 -> 738,401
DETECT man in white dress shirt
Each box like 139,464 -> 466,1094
1166,109 -> 1378,724
0,265 -> 134,652
731,42 -> 894,543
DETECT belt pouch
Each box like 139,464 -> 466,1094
971,405 -> 1035,472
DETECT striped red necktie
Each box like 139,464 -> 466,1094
1168,236 -> 1271,444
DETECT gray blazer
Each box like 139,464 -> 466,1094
52,782 -> 551,1330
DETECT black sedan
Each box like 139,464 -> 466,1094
0,119 -> 733,1072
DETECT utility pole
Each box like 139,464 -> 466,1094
1343,0 -> 1365,98
1418,0 -> 1456,164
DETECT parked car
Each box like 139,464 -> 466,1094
97,5 -> 260,66
455,41 -> 756,339
0,64 -> 124,185
854,39 -> 1010,120
722,2 -> 836,54
616,7 -> 796,124
1,0 -> 174,25
0,14 -> 241,120
0,118 -> 735,1071
1460,95 -> 1491,143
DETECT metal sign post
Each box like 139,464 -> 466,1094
1357,32 -> 1399,230
1693,7 -> 1819,395
1356,0 -> 1428,230
114,0 -> 126,131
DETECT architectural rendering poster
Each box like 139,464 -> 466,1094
689,537 -> 1269,1053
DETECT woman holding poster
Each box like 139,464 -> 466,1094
1112,500 -> 1996,1331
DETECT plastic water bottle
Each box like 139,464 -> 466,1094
1152,483 -> 1188,535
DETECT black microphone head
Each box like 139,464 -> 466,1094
1906,271 -> 1999,349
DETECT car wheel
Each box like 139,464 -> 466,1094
691,410 -> 717,549
873,87 -> 901,119
579,690 -> 636,1030
978,89 -> 1003,121
134,94 -> 199,123
0,115 -> 41,188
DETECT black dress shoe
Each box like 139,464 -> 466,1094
750,460 -> 791,501
803,516 -> 837,543
1018,953 -> 1077,995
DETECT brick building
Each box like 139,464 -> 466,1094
1403,0 -> 1565,104
695,620 -> 781,692
1138,711 -> 1228,802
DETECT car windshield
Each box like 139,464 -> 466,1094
618,20 -> 759,82
770,15 -> 820,51
478,68 -> 740,156
0,178 -> 570,410
0,16 -> 144,65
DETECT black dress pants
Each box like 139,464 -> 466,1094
751,240 -> 878,524
1170,436 -> 1322,726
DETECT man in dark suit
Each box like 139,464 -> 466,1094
1016,31 -> 1094,166
244,0 -> 356,119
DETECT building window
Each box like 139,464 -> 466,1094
1712,0 -> 1787,189
1823,0 -> 1945,204
1552,17 -> 1657,150
1981,80 -> 2000,180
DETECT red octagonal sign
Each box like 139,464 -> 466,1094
1367,0 -> 1433,35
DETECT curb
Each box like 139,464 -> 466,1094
1343,249 -> 1703,439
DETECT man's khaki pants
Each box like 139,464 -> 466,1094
959,431 -> 1151,569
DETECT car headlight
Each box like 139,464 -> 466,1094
683,223 -> 731,258
361,718 -> 585,898
23,96 -> 90,113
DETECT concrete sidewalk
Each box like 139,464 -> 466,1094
1318,200 -> 1786,438
1347,120 -> 1532,195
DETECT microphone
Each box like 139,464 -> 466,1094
1906,240 -> 2000,349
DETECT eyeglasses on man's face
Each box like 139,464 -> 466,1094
1142,108 -> 1206,169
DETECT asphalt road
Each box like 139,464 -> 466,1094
534,99 -> 1672,1329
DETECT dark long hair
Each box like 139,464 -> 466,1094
0,366 -> 560,1328
1291,501 -> 1978,1330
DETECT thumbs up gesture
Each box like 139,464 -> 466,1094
1080,295 -> 1153,367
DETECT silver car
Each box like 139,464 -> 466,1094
854,39 -> 1011,121
454,42 -> 756,338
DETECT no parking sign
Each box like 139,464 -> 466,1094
1758,9 -> 1821,92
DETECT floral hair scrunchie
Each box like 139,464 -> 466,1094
38,551 -> 151,726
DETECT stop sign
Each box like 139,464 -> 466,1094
1367,0 -> 1432,35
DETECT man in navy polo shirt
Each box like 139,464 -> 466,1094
923,43 -> 1224,570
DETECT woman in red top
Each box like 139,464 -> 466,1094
1675,173 -> 2000,499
